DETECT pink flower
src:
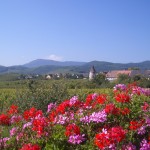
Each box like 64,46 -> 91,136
145,117 -> 150,126
16,132 -> 24,141
80,109 -> 107,124
10,127 -> 18,137
122,142 -> 136,150
0,137 -> 10,148
69,96 -> 78,105
92,93 -> 98,99
47,103 -> 56,113
68,134 -> 85,144
54,112 -> 74,125
23,122 -> 32,129
11,115 -> 22,124
114,84 -> 127,91
89,110 -> 107,123
141,102 -> 149,112
140,139 -> 150,150
137,126 -> 146,135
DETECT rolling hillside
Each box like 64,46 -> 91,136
0,60 -> 150,75
23,59 -> 86,68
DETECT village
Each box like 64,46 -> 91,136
18,66 -> 150,82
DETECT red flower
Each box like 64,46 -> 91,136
110,127 -> 126,142
7,105 -> 18,115
105,104 -> 120,115
56,100 -> 70,114
85,94 -> 93,105
49,111 -> 57,122
85,94 -> 96,107
95,132 -> 111,149
126,82 -> 137,92
20,143 -> 41,150
115,93 -> 130,103
121,107 -> 130,115
95,127 -> 126,149
141,102 -> 149,111
23,107 -> 37,121
32,117 -> 48,136
129,120 -> 144,130
65,124 -> 80,136
0,114 -> 10,125
84,93 -> 104,108
96,94 -> 107,104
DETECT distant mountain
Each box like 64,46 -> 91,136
27,65 -> 74,74
7,66 -> 28,73
73,61 -> 150,73
0,65 -> 28,75
23,59 -> 86,68
0,65 -> 8,73
0,60 -> 150,75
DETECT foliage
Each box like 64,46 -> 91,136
117,74 -> 132,84
0,73 -> 20,81
12,80 -> 69,113
114,74 -> 150,88
0,89 -> 17,113
0,83 -> 150,150
93,74 -> 106,85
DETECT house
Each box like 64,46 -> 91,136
106,70 -> 150,81
45,74 -> 53,79
106,70 -> 132,81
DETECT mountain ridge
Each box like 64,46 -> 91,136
23,59 -> 86,68
0,59 -> 150,75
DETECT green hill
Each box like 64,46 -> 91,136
0,60 -> 150,75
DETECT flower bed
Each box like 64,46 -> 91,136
0,83 -> 150,150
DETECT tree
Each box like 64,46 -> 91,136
132,75 -> 142,81
117,74 -> 131,84
93,73 -> 108,85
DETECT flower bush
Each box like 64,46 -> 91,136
0,83 -> 150,150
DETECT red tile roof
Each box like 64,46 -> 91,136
106,70 -> 132,78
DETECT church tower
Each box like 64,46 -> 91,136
89,66 -> 96,81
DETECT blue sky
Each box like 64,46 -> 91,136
0,0 -> 150,66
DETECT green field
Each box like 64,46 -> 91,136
0,78 -> 113,113
0,76 -> 149,113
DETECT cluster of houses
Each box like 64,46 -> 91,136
45,73 -> 84,80
18,66 -> 150,81
88,66 -> 150,81
18,74 -> 40,80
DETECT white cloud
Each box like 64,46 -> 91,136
47,54 -> 63,61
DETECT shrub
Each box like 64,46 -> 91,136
12,80 -> 69,113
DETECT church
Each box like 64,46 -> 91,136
89,66 -> 96,81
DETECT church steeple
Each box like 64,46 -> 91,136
89,66 -> 96,81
